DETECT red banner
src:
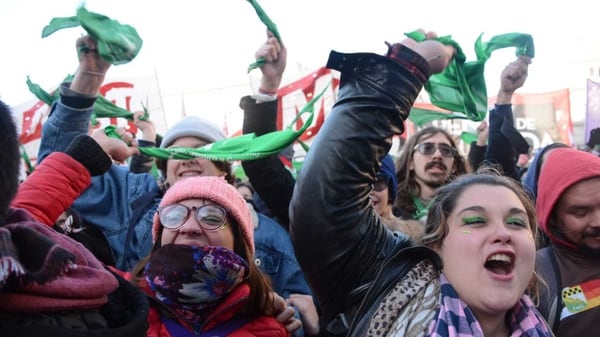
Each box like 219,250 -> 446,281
11,74 -> 164,168
277,67 -> 340,141
506,89 -> 573,147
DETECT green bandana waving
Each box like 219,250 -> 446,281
42,6 -> 143,65
406,31 -> 534,122
109,87 -> 327,162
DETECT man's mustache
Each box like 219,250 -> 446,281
425,161 -> 447,171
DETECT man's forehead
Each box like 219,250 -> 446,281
558,177 -> 600,206
418,133 -> 453,145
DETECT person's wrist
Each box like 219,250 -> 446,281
71,71 -> 106,96
258,87 -> 278,95
496,91 -> 514,105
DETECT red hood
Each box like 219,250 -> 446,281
536,148 -> 600,249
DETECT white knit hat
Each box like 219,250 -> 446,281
160,116 -> 226,149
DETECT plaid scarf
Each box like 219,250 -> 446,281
0,208 -> 118,311
429,274 -> 552,337
145,244 -> 248,334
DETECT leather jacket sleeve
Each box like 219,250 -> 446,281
240,96 -> 296,228
468,142 -> 487,171
290,48 -> 432,333
486,104 -> 530,180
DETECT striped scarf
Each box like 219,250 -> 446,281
429,274 -> 553,337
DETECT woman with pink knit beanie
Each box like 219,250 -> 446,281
129,175 -> 289,337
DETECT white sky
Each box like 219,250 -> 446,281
1,0 -> 598,132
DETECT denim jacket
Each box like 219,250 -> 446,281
253,212 -> 312,298
38,84 -> 161,270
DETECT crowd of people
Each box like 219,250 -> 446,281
0,16 -> 599,337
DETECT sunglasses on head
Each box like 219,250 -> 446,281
413,142 -> 457,158
373,175 -> 389,192
159,204 -> 228,231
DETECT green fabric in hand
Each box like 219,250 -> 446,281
246,0 -> 282,73
406,31 -> 535,122
42,6 -> 143,65
136,87 -> 327,161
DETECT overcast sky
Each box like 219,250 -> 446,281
1,0 -> 597,130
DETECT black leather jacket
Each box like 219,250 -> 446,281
290,48 -> 441,337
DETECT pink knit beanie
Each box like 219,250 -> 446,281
152,176 -> 254,254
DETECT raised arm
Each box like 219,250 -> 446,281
485,56 -> 531,180
289,32 -> 454,333
241,31 -> 296,228
38,35 -> 112,163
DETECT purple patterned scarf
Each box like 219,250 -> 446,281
144,244 -> 248,333
0,208 -> 118,311
428,274 -> 552,337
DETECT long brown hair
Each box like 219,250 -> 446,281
394,126 -> 466,216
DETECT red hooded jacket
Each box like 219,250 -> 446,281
536,147 -> 600,248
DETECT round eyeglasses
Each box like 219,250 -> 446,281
413,142 -> 457,158
158,204 -> 228,231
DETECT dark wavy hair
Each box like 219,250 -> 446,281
394,126 -> 466,216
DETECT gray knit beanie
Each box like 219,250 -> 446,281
160,116 -> 226,148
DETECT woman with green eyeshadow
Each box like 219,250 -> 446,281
289,31 -> 553,337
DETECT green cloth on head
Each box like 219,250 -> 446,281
246,0 -> 282,73
133,87 -> 327,161
406,31 -> 535,122
42,6 -> 142,65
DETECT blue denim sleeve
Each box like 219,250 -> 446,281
39,83 -> 162,270
38,83 -> 96,163
254,213 -> 313,297
73,165 -> 161,270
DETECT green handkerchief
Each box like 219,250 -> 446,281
42,6 -> 142,65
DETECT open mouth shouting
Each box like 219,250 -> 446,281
484,251 -> 515,280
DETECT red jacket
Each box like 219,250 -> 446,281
136,277 -> 289,337
12,152 -> 90,226
110,250 -> 289,337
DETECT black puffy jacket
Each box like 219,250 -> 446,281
290,48 -> 441,337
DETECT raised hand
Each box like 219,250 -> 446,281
500,55 -> 531,94
256,30 -> 287,94
399,30 -> 456,74
133,111 -> 157,143
91,128 -> 139,164
71,35 -> 112,95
